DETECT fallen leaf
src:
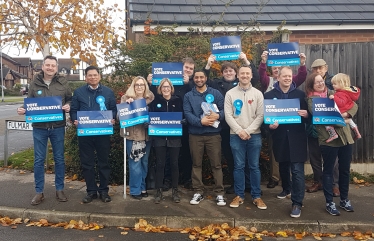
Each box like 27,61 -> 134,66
277,231 -> 288,238
314,235 -> 322,240
98,235 -> 104,238
295,233 -> 304,240
341,232 -> 351,237
19,170 -> 26,174
120,231 -> 128,235
11,225 -> 17,229
72,174 -> 78,181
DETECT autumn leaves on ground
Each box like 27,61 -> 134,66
0,216 -> 373,241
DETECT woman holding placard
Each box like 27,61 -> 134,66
305,73 -> 358,216
121,76 -> 154,200
149,78 -> 184,204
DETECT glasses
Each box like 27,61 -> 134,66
135,84 -> 145,88
314,81 -> 325,85
161,86 -> 171,89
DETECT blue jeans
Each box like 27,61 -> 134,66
320,144 -> 352,203
126,140 -> 151,195
33,127 -> 65,193
230,133 -> 262,199
279,161 -> 305,207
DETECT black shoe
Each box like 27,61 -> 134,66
131,194 -> 142,200
267,179 -> 279,188
162,180 -> 171,191
183,179 -> 193,190
225,185 -> 235,194
172,188 -> 180,203
154,188 -> 163,204
82,193 -> 98,203
99,193 -> 112,203
141,191 -> 148,197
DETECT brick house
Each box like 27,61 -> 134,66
126,0 -> 374,44
1,53 -> 88,88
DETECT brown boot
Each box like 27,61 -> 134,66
333,187 -> 340,197
351,126 -> 361,140
56,190 -> 68,202
31,193 -> 44,205
306,182 -> 322,193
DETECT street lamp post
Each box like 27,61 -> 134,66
1,48 -> 4,102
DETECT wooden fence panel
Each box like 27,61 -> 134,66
302,42 -> 374,163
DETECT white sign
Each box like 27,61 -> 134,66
7,121 -> 33,131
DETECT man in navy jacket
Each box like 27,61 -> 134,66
183,70 -> 226,206
70,66 -> 117,204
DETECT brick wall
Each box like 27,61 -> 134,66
289,30 -> 374,44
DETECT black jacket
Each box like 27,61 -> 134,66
264,82 -> 308,163
70,84 -> 117,122
26,71 -> 72,129
324,72 -> 334,90
149,94 -> 183,147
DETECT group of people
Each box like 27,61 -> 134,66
18,52 -> 361,218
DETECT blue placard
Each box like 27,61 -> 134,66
117,99 -> 149,128
211,36 -> 242,61
77,111 -> 113,136
264,99 -> 301,124
148,112 -> 182,136
152,62 -> 184,86
267,42 -> 300,66
312,98 -> 346,126
24,96 -> 63,123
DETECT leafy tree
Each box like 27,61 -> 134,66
0,0 -> 125,64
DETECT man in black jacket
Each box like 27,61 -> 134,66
17,55 -> 72,205
264,66 -> 309,218
70,66 -> 117,204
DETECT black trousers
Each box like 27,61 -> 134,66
78,135 -> 111,194
220,128 -> 234,184
155,146 -> 180,189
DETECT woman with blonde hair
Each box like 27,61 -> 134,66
121,76 -> 154,200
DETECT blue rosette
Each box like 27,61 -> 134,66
233,99 -> 243,117
96,96 -> 107,111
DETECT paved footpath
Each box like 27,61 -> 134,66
0,169 -> 373,233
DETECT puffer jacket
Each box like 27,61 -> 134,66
25,71 -> 72,129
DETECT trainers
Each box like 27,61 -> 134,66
216,195 -> 226,206
229,196 -> 244,208
326,202 -> 341,216
253,198 -> 267,210
290,205 -> 301,218
277,190 -> 291,199
339,199 -> 354,212
190,193 -> 203,205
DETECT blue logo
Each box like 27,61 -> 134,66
205,94 -> 214,103
157,104 -> 161,108
273,98 -> 277,100
37,90 -> 42,95
233,82 -> 238,86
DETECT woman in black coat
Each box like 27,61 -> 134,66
148,78 -> 183,204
